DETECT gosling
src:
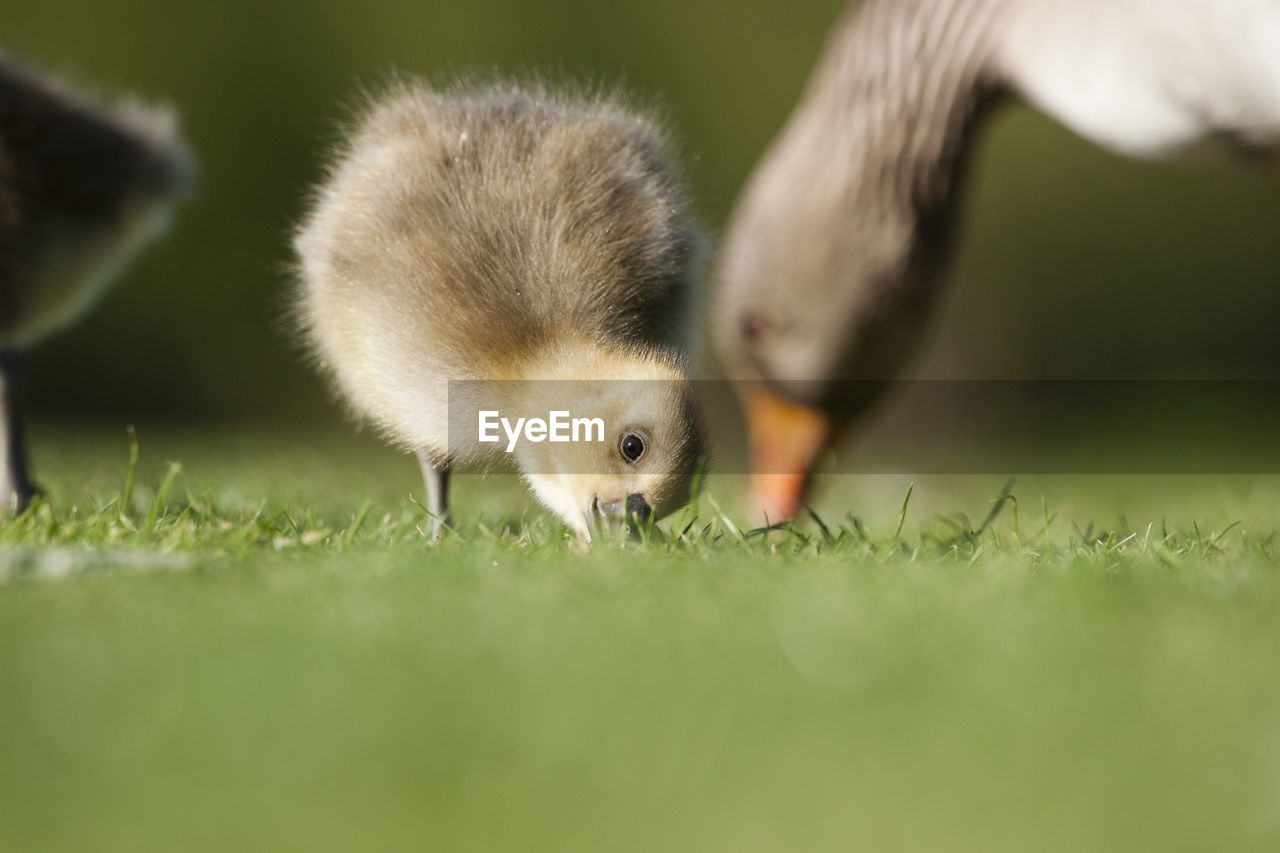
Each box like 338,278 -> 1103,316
0,53 -> 194,510
293,80 -> 705,539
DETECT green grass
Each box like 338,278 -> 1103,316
3,423 -> 1279,852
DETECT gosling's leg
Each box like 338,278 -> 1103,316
0,350 -> 37,513
416,449 -> 451,542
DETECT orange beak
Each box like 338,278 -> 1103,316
741,383 -> 835,524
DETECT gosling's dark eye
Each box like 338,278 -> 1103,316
620,432 -> 646,464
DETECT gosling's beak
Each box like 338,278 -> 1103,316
598,493 -> 653,522
590,493 -> 654,538
741,383 -> 835,524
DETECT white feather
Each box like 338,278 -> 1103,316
996,0 -> 1280,156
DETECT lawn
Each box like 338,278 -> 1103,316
2,423 -> 1278,852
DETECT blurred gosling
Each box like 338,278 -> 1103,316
0,53 -> 194,511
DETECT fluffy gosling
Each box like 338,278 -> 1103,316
293,80 -> 705,539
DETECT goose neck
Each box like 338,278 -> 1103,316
806,0 -> 1007,215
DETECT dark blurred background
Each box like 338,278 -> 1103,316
9,0 -> 1280,426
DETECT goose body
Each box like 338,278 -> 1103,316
715,0 -> 1280,521
0,54 -> 192,509
294,81 -> 705,538
999,0 -> 1280,156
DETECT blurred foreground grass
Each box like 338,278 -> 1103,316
2,423 -> 1279,851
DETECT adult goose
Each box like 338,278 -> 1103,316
715,0 -> 1280,522
0,54 -> 193,511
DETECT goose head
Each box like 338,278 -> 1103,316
716,99 -> 959,524
714,0 -> 994,523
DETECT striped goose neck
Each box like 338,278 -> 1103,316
803,0 -> 1006,223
